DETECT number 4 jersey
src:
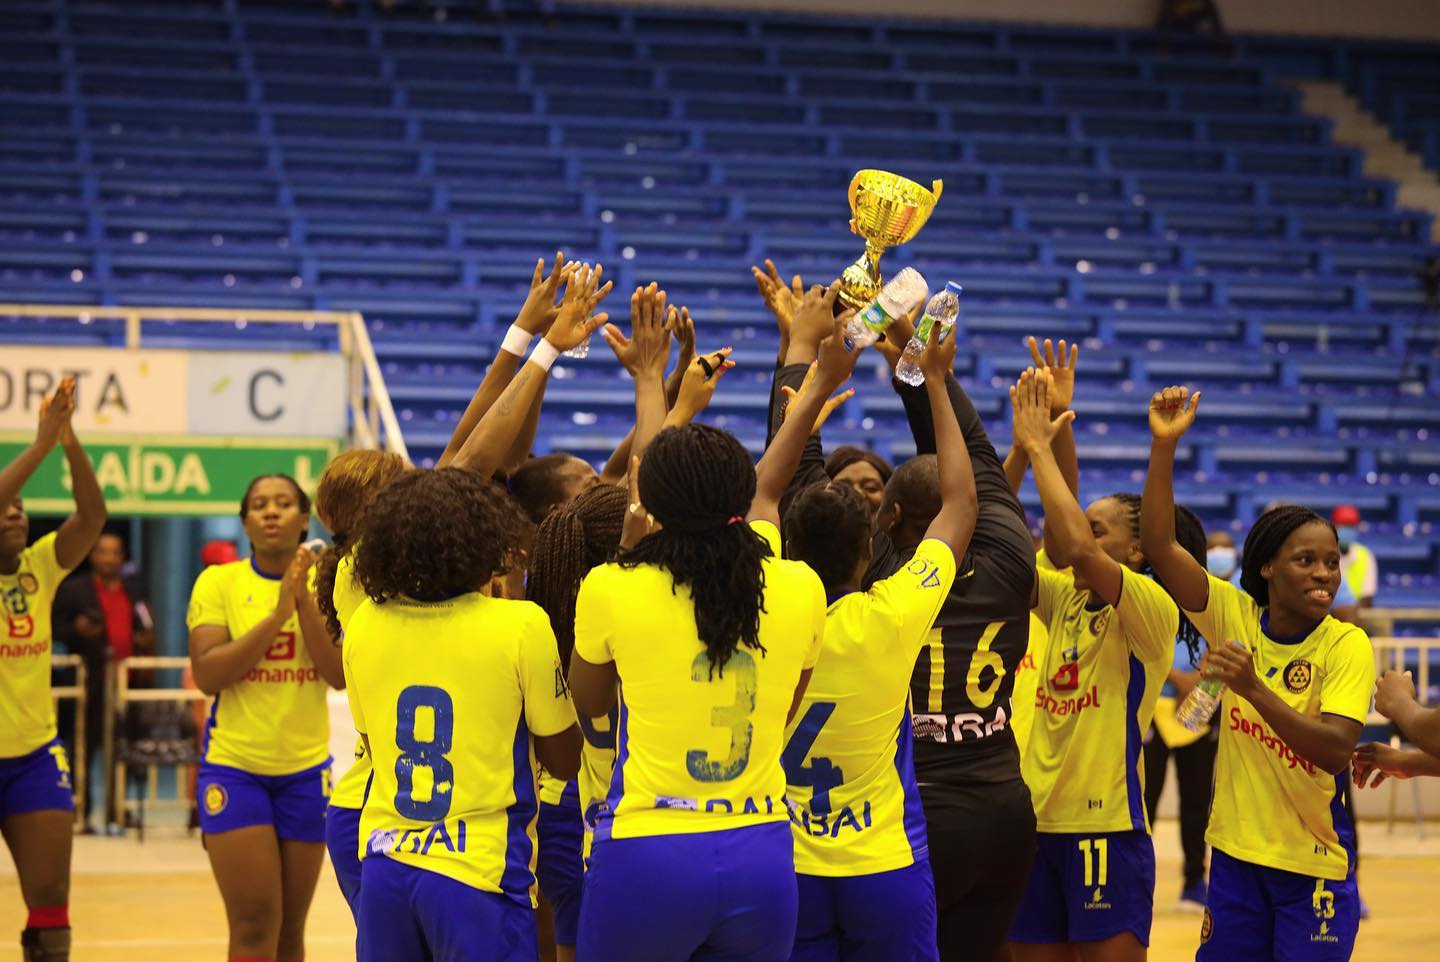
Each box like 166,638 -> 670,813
343,592 -> 577,901
784,538 -> 957,876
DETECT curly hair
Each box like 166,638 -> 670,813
527,482 -> 627,665
784,482 -> 871,593
1106,492 -> 1208,663
825,445 -> 893,486
312,450 -> 410,641
1240,505 -> 1335,609
353,468 -> 517,603
619,424 -> 771,677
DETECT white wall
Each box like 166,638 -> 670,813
571,0 -> 1440,42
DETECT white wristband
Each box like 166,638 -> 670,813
529,339 -> 560,372
500,324 -> 533,357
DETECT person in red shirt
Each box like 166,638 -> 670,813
53,533 -> 153,832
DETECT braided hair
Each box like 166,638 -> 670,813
1239,505 -> 1335,608
312,450 -> 410,641
784,482 -> 870,593
618,424 -> 772,677
1105,492 -> 1209,663
527,482 -> 627,665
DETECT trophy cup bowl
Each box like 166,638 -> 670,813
839,169 -> 944,311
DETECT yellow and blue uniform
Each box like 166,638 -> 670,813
344,590 -> 576,962
572,520 -> 827,962
323,551 -> 369,917
1010,565 -> 1178,947
1012,551 -> 1058,757
785,537 -> 956,962
0,532 -> 76,817
188,558 -> 333,840
1186,575 -> 1374,962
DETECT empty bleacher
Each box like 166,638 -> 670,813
0,0 -> 1437,603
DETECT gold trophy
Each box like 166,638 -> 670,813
838,169 -> 944,311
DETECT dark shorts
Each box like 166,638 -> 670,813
197,757 -> 331,842
359,855 -> 537,962
0,739 -> 74,819
1009,829 -> 1156,947
535,780 -> 585,947
791,861 -> 939,962
1197,849 -> 1358,962
579,821 -> 797,962
326,804 -> 364,920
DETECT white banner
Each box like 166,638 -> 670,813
188,352 -> 347,438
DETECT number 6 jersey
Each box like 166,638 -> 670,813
343,592 -> 577,900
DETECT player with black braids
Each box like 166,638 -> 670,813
1142,385 -> 1374,962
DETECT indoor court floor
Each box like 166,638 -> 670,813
3,819 -> 1438,961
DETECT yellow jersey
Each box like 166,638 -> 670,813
0,533 -> 73,758
1184,575 -> 1374,880
344,592 -> 577,900
329,552 -> 371,810
1010,613 -> 1045,758
1023,565 -> 1177,833
784,538 -> 955,876
187,558 -> 331,776
573,520 -> 826,841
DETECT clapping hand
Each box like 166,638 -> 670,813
36,376 -> 77,452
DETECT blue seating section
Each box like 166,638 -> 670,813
1,1 -> 1438,603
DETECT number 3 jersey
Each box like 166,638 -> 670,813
187,558 -> 330,775
343,592 -> 577,900
783,537 -> 956,877
573,520 -> 826,842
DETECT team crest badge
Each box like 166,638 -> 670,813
17,573 -> 38,594
1201,907 -> 1213,943
1088,611 -> 1110,636
1284,659 -> 1314,694
203,783 -> 228,816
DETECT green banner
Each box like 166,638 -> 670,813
0,434 -> 341,516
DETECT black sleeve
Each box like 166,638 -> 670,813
766,362 -> 830,521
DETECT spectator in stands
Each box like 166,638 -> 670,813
1205,530 -> 1240,584
52,532 -> 153,834
1331,504 -> 1377,607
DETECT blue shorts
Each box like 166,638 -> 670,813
791,861 -> 939,962
326,804 -> 364,920
198,757 -> 331,842
0,739 -> 74,819
1009,829 -> 1155,946
535,780 -> 585,947
579,821 -> 797,962
359,854 -> 537,962
1197,849 -> 1359,962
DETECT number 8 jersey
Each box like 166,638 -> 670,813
343,592 -> 577,901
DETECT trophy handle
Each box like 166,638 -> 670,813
847,171 -> 863,214
931,180 -> 944,202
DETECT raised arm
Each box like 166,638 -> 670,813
290,546 -> 344,689
598,304 -> 696,485
1139,385 -> 1209,613
604,284 -> 673,474
1013,370 -> 1124,605
449,265 -> 609,476
664,347 -> 735,431
919,324 -> 978,563
47,383 -> 108,569
750,284 -> 860,528
753,258 -> 801,370
0,378 -> 74,520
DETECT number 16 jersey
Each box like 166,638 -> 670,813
343,592 -> 576,901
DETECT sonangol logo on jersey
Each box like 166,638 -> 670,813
1284,659 -> 1314,694
203,783 -> 228,816
1049,662 -> 1080,692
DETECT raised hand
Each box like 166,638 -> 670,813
751,258 -> 803,335
604,283 -> 671,378
667,305 -> 696,366
545,263 -> 613,353
1010,369 -> 1076,455
919,315 -> 957,383
514,251 -> 576,335
815,310 -> 863,390
36,376 -> 77,452
792,280 -> 845,354
1026,337 -> 1079,414
669,347 -> 736,426
1148,385 -> 1201,441
780,360 -> 854,435
1374,669 -> 1418,721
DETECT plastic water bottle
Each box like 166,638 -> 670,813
1175,639 -> 1246,733
895,282 -> 963,386
844,267 -> 929,350
563,324 -> 592,360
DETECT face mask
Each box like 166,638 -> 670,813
1336,526 -> 1357,551
1206,546 -> 1237,577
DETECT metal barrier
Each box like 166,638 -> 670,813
50,653 -> 87,829
1360,607 -> 1440,640
0,304 -> 407,460
107,656 -> 209,834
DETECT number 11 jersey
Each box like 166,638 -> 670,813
343,592 -> 577,901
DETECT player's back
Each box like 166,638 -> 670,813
344,591 -> 573,901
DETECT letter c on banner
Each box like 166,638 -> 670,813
249,369 -> 284,422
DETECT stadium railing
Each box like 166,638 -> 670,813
50,653 -> 87,829
0,304 -> 408,461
